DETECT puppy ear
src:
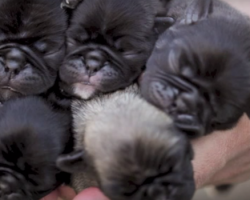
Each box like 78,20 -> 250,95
180,0 -> 213,25
56,150 -> 85,173
154,16 -> 175,34
153,0 -> 175,34
174,114 -> 205,138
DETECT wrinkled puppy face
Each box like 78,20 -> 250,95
0,96 -> 71,199
0,129 -> 59,200
98,130 -> 195,200
0,0 -> 67,102
57,126 -> 195,200
140,24 -> 250,136
59,0 -> 164,100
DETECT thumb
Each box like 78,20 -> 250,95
73,187 -> 109,200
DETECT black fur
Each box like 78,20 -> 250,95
59,0 -> 211,100
0,96 -> 72,200
140,0 -> 250,137
61,0 -> 83,9
0,0 -> 67,102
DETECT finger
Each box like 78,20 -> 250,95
73,187 -> 109,200
191,114 -> 250,189
58,185 -> 77,200
210,151 -> 250,185
41,190 -> 59,200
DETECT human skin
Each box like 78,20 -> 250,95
192,114 -> 250,188
42,114 -> 250,200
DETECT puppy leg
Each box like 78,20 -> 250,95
181,0 -> 213,25
57,150 -> 98,192
56,150 -> 85,173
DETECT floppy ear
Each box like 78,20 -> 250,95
174,114 -> 205,138
61,0 -> 83,9
153,0 -> 175,34
154,16 -> 175,35
56,150 -> 85,173
180,0 -> 213,25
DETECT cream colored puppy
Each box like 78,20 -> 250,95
57,85 -> 195,200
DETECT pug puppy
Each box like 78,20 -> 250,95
140,0 -> 250,137
0,0 -> 67,103
57,85 -> 195,200
0,96 -> 72,200
59,0 -> 212,100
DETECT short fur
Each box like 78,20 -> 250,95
0,97 -> 72,200
57,85 -> 195,200
59,0 -> 212,100
140,0 -> 250,137
0,0 -> 67,102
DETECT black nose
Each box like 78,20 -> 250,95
5,48 -> 25,73
85,50 -> 105,76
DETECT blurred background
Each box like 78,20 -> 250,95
192,0 -> 250,200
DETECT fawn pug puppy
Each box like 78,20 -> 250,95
59,0 -> 212,100
140,0 -> 250,137
0,0 -> 67,103
0,97 -> 72,200
57,85 -> 195,200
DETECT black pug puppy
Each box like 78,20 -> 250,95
57,85 -> 195,200
0,97 -> 72,200
59,0 -> 212,100
140,0 -> 250,137
0,0 -> 67,103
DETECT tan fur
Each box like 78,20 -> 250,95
71,84 -> 183,193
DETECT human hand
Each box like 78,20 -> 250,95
41,186 -> 108,200
192,114 -> 250,188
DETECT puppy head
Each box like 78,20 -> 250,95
58,119 -> 194,200
0,126 -> 61,200
0,0 -> 67,102
0,96 -> 70,199
59,0 -> 174,100
141,22 -> 250,136
98,131 -> 194,200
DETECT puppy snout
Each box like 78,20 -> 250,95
0,175 -> 19,196
0,182 -> 11,195
85,50 -> 106,75
5,48 -> 25,74
146,184 -> 171,200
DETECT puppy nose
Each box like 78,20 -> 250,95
0,182 -> 11,194
85,50 -> 105,76
0,175 -> 20,198
5,60 -> 20,72
5,48 -> 25,72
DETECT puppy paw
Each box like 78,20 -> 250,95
180,0 -> 213,25
175,114 -> 205,138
